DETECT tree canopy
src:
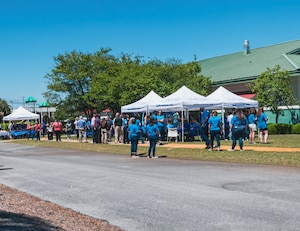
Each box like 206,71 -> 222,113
44,48 -> 212,118
248,65 -> 299,123
0,98 -> 11,123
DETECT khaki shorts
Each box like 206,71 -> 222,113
249,124 -> 257,132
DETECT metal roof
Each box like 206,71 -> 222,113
199,39 -> 300,84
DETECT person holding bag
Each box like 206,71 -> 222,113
228,109 -> 248,151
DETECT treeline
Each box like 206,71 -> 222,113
44,48 -> 212,119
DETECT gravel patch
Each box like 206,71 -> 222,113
0,184 -> 124,231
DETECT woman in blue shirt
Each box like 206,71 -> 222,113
146,117 -> 160,158
208,111 -> 222,151
257,107 -> 268,144
248,108 -> 257,144
229,109 -> 248,151
127,118 -> 140,158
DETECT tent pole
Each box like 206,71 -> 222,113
221,103 -> 225,139
181,107 -> 184,142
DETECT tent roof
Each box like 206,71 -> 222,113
3,106 -> 39,121
206,86 -> 258,108
148,86 -> 218,112
121,90 -> 163,113
25,96 -> 37,103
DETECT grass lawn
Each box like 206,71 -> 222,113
5,134 -> 300,168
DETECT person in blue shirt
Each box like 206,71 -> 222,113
248,108 -> 257,144
228,109 -> 248,151
257,107 -> 268,144
155,110 -> 165,145
77,116 -> 87,143
146,117 -> 160,158
127,117 -> 140,158
208,111 -> 222,151
190,118 -> 201,141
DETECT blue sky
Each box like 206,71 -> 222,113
1,0 -> 299,109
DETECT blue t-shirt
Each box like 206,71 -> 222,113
156,114 -> 165,127
167,124 -> 175,129
146,124 -> 159,138
248,114 -> 256,124
201,110 -> 210,127
231,115 -> 248,127
127,124 -> 139,138
77,119 -> 86,129
257,112 -> 268,129
208,116 -> 221,131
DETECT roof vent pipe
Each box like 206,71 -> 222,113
243,40 -> 250,55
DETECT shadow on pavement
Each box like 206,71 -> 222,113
0,210 -> 64,231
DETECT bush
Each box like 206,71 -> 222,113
1,123 -> 9,131
275,124 -> 292,134
292,124 -> 300,134
267,124 -> 277,135
266,123 -> 292,134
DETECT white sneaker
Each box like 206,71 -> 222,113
228,149 -> 235,152
208,148 -> 212,151
152,156 -> 158,159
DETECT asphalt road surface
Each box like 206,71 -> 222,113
1,142 -> 300,231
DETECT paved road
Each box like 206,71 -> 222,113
1,142 -> 300,231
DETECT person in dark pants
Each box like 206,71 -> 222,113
123,114 -> 130,144
127,118 -> 140,158
146,117 -> 160,158
199,107 -> 211,149
52,119 -> 63,142
228,109 -> 248,151
208,111 -> 222,151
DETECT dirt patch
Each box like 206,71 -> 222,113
142,142 -> 300,152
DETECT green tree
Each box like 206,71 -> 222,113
0,98 -> 11,123
44,48 -> 212,117
248,65 -> 299,123
44,50 -> 95,117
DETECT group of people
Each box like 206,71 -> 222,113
6,106 -> 269,156
201,107 -> 269,152
111,106 -> 269,157
73,115 -> 113,143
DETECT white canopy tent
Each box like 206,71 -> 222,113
121,90 -> 163,113
148,86 -> 220,142
3,106 -> 39,121
207,86 -> 259,109
206,86 -> 259,137
148,86 -> 219,112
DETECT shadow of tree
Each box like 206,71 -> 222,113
0,168 -> 13,171
0,210 -> 64,231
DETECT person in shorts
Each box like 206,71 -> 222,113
257,107 -> 269,144
248,108 -> 257,144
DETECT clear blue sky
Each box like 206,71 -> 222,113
1,0 -> 299,109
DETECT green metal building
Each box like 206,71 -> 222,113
199,39 -> 300,124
